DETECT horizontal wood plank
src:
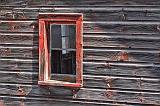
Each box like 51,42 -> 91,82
0,33 -> 38,46
84,64 -> 160,78
0,83 -> 159,105
0,21 -> 38,32
0,100 -> 98,106
0,46 -> 38,59
1,49 -> 159,63
0,58 -> 160,77
1,95 -> 157,106
1,21 -> 160,33
1,33 -> 160,49
0,71 -> 159,91
77,88 -> 160,105
1,0 -> 160,5
0,1 -> 160,105
84,50 -> 160,63
84,34 -> 160,49
1,8 -> 160,21
0,46 -> 160,63
0,59 -> 38,70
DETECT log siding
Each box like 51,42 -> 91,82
0,0 -> 160,105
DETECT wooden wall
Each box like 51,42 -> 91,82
0,0 -> 160,105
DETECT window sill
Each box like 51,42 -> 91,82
38,80 -> 82,88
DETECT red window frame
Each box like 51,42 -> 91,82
38,13 -> 83,87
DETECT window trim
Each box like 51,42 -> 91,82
38,13 -> 83,87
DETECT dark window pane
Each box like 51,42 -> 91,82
51,50 -> 76,75
50,50 -> 76,82
67,25 -> 76,49
61,51 -> 76,74
51,50 -> 62,74
50,25 -> 62,48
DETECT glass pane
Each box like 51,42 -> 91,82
51,50 -> 76,74
50,50 -> 76,82
50,24 -> 76,49
50,25 -> 62,48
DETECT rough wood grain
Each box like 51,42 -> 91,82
1,8 -> 160,21
1,99 -> 110,106
0,71 -> 159,92
0,58 -> 38,70
0,47 -> 38,59
0,58 -> 160,77
0,1 -> 160,106
1,32 -> 160,49
1,21 -> 160,34
84,22 -> 160,34
84,35 -> 160,49
2,100 -> 95,106
84,64 -> 160,78
1,96 -> 155,106
77,88 -> 160,105
84,50 -> 160,63
1,0 -> 160,5
0,83 -> 159,105
0,33 -> 38,46
1,46 -> 159,63
0,21 -> 38,32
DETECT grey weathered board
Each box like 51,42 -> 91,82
0,0 -> 160,106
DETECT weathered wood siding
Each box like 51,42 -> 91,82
0,0 -> 160,105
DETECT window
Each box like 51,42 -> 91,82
38,13 -> 83,87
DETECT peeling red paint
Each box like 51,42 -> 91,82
119,51 -> 129,61
8,22 -> 16,31
138,94 -> 145,103
17,86 -> 26,96
38,13 -> 83,87
105,90 -> 114,99
0,48 -> 11,56
0,100 -> 4,106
